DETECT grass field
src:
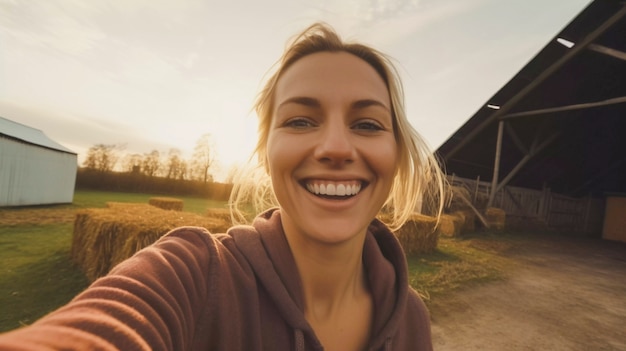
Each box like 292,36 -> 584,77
0,190 -> 509,332
0,190 -> 228,332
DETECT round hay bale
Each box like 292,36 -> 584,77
485,207 -> 506,230
148,197 -> 183,211
394,213 -> 438,255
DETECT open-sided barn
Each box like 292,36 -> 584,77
0,116 -> 77,206
436,0 -> 626,240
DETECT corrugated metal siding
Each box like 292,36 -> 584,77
0,116 -> 75,154
0,136 -> 77,206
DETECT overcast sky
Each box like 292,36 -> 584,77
0,0 -> 591,180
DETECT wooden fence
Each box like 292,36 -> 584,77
447,175 -> 605,234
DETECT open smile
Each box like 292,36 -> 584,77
302,180 -> 366,199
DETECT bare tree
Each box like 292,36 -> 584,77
190,134 -> 215,183
121,153 -> 143,173
83,144 -> 124,172
165,148 -> 187,180
141,150 -> 161,177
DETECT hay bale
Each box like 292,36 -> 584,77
437,214 -> 462,237
452,209 -> 476,234
446,186 -> 472,212
485,207 -> 506,230
394,213 -> 438,255
474,192 -> 490,210
71,204 -> 229,282
106,202 -> 148,210
148,197 -> 183,211
206,208 -> 233,225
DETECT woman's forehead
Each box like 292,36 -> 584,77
274,51 -> 390,107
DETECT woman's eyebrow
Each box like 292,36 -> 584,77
351,99 -> 390,111
277,96 -> 321,109
278,97 -> 390,111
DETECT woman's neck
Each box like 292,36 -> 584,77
284,231 -> 373,351
297,239 -> 366,313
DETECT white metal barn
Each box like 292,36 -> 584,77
0,116 -> 77,206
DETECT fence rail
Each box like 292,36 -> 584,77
447,175 -> 605,233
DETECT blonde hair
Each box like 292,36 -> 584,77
230,22 -> 445,231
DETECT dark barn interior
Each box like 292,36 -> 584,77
437,0 -> 626,199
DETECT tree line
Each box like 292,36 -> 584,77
82,134 -> 216,183
77,134 -> 232,200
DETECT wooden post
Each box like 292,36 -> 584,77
545,187 -> 552,226
488,120 -> 504,208
474,175 -> 480,203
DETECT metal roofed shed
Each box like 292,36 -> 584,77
436,0 -> 626,236
0,116 -> 77,206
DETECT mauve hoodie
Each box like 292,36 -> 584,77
0,209 -> 433,351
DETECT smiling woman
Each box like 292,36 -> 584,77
0,23 -> 445,351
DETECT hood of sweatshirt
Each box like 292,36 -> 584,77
228,208 -> 410,351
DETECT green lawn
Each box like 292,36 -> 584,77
0,223 -> 88,331
0,190 -> 228,332
71,190 -> 229,214
0,190 -> 509,332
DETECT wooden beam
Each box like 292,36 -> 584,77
443,5 -> 626,162
501,95 -> 626,120
445,158 -> 494,171
487,121 -> 504,207
457,192 -> 490,229
493,132 -> 560,194
588,43 -> 626,62
505,123 -> 528,154
495,154 -> 531,194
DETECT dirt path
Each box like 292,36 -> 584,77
429,234 -> 626,351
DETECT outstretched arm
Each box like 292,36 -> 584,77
0,227 -> 216,351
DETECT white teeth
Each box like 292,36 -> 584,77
305,181 -> 362,197
337,184 -> 346,196
326,184 -> 336,196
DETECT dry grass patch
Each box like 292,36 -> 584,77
0,207 -> 77,226
409,235 -> 514,302
72,203 -> 228,281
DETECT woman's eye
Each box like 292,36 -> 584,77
353,121 -> 384,131
284,118 -> 314,129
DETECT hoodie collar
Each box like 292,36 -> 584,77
229,208 -> 409,350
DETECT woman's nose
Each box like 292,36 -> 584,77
313,123 -> 355,165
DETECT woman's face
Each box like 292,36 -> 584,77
266,51 -> 398,245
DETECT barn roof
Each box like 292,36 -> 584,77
436,0 -> 626,198
0,116 -> 76,154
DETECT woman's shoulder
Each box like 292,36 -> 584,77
406,288 -> 431,323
